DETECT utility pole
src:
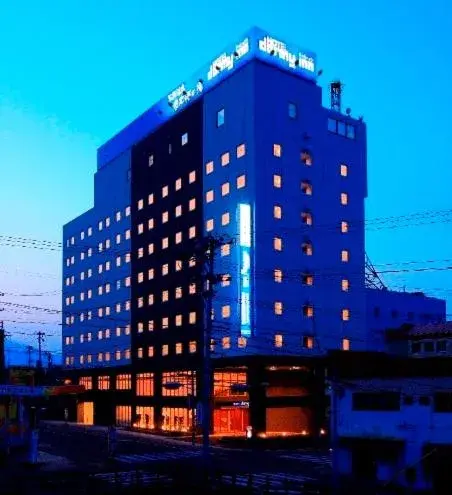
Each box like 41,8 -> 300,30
36,331 -> 45,369
193,235 -> 227,466
0,321 -> 5,384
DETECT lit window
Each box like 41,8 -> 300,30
137,348 -> 144,359
274,269 -> 282,283
301,150 -> 312,166
189,198 -> 196,211
302,273 -> 314,286
162,345 -> 169,357
217,108 -> 225,127
221,182 -> 230,196
116,233 -> 121,244
138,223 -> 144,234
341,193 -> 348,205
175,205 -> 182,217
206,161 -> 214,174
189,170 -> 196,183
116,211 -> 121,222
341,221 -> 349,233
148,193 -> 154,205
273,144 -> 282,157
301,212 -> 313,226
189,258 -> 196,268
342,338 -> 350,351
148,294 -> 154,305
274,205 -> 282,219
274,302 -> 283,315
125,206 -> 131,217
221,212 -> 230,226
162,263 -> 169,276
175,286 -> 182,299
303,336 -> 314,349
189,226 -> 196,239
301,181 -> 313,195
273,237 -> 282,251
237,174 -> 246,189
125,276 -> 131,287
116,256 -> 121,267
125,229 -> 131,239
288,102 -> 297,119
162,211 -> 169,223
162,185 -> 168,198
221,274 -> 230,287
148,320 -> 154,332
176,343 -> 183,354
162,317 -> 169,329
138,199 -> 144,210
138,322 -> 144,333
98,220 -> 103,231
125,252 -> 131,263
189,283 -> 196,294
189,312 -> 197,324
273,174 -> 282,188
341,250 -> 349,262
148,268 -> 154,280
221,152 -> 230,166
238,337 -> 247,348
88,227 -> 92,236
148,346 -> 154,357
162,290 -> 169,303
176,314 -> 183,326
206,219 -> 214,232
302,241 -> 313,256
148,218 -> 154,230
189,341 -> 197,353
206,190 -> 214,203
342,309 -> 350,321
149,154 -> 154,167
181,132 -> 188,146
138,297 -> 144,308
275,334 -> 283,348
340,164 -> 348,177
125,325 -> 131,335
222,337 -> 231,349
162,237 -> 169,249
175,260 -> 182,271
303,305 -> 314,318
237,143 -> 246,158
148,243 -> 154,255
342,279 -> 350,292
175,231 -> 182,244
222,305 -> 231,318
221,243 -> 230,256
168,143 -> 172,154
115,350 -> 121,361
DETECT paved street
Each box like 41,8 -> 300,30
38,422 -> 332,492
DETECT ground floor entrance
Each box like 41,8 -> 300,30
77,401 -> 94,425
214,408 -> 249,435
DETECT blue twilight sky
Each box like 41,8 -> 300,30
1,0 -> 452,360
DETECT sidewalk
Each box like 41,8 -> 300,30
37,451 -> 75,471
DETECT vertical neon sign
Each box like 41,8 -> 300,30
239,204 -> 252,337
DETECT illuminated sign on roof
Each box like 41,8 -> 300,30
98,27 -> 317,168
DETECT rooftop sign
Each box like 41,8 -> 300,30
98,27 -> 317,168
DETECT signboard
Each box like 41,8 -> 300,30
239,204 -> 252,337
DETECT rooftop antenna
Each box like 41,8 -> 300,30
330,80 -> 343,113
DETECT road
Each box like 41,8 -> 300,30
38,422 -> 332,492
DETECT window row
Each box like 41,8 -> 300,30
137,170 -> 196,211
65,349 -> 132,367
146,130 -> 189,169
273,270 -> 350,291
135,310 -> 198,327
272,303 -> 350,321
328,118 -> 356,139
65,326 -> 132,345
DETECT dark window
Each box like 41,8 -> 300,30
337,121 -> 346,136
424,341 -> 434,353
419,396 -> 430,406
217,108 -> 225,127
288,102 -> 297,119
403,395 -> 414,405
411,342 -> 421,354
434,393 -> 452,412
327,118 -> 337,133
437,340 -> 447,352
352,392 -> 401,411
346,124 -> 355,139
391,309 -> 399,319
373,307 -> 381,318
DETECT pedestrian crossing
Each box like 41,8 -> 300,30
93,470 -> 315,492
279,451 -> 331,467
114,449 -> 201,464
